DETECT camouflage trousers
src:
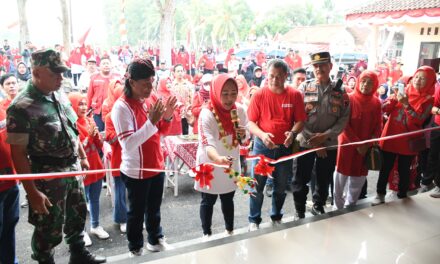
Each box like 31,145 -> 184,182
29,177 -> 87,262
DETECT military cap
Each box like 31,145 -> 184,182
310,51 -> 331,65
31,49 -> 69,73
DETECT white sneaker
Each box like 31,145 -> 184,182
430,186 -> 440,198
20,199 -> 28,208
146,238 -> 173,252
90,226 -> 110,240
201,234 -> 212,242
371,194 -> 385,206
386,191 -> 399,201
120,223 -> 127,233
129,248 -> 143,257
418,183 -> 434,194
83,231 -> 92,247
248,223 -> 259,232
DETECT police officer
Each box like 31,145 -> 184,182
294,52 -> 350,219
7,49 -> 106,264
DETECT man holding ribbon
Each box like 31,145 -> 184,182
6,49 -> 106,264
247,59 -> 306,231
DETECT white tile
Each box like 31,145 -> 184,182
146,194 -> 440,264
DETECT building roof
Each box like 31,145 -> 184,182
280,24 -> 368,46
348,0 -> 440,15
280,24 -> 346,44
346,0 -> 440,24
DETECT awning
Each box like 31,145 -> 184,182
346,8 -> 440,25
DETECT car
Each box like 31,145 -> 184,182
266,49 -> 287,59
332,53 -> 368,66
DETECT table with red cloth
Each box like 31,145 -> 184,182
163,135 -> 198,196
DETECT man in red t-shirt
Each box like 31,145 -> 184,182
87,57 -> 121,131
198,48 -> 215,74
247,59 -> 306,231
175,46 -> 190,73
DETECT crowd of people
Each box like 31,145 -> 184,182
0,38 -> 440,264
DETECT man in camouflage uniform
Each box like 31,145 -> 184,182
294,52 -> 350,219
7,49 -> 106,264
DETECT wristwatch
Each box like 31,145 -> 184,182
289,131 -> 298,138
164,116 -> 174,122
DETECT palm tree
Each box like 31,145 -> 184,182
209,0 -> 242,48
178,0 -> 209,52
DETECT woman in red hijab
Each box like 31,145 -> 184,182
373,66 -> 436,205
195,74 -> 248,240
157,78 -> 182,135
235,75 -> 249,105
334,71 -> 382,209
191,74 -> 213,134
102,80 -> 128,233
68,92 -> 109,245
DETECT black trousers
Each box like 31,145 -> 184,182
200,191 -> 235,235
293,148 -> 336,212
121,172 -> 164,251
376,150 -> 414,198
426,128 -> 440,186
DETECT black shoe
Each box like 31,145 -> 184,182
69,247 -> 106,264
311,204 -> 325,215
38,259 -> 55,264
294,211 -> 305,220
286,184 -> 292,192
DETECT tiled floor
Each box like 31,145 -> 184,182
142,193 -> 440,264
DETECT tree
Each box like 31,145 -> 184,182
175,0 -> 210,52
208,0 -> 253,48
59,0 -> 71,54
17,0 -> 30,50
156,0 -> 175,66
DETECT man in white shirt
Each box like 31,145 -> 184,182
78,58 -> 98,93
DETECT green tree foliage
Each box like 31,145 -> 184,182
255,1 -> 344,37
103,0 -> 160,47
102,0 -> 343,49
174,0 -> 254,49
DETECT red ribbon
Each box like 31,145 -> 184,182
254,155 -> 275,177
192,164 -> 214,189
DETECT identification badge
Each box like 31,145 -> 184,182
306,85 -> 317,92
304,92 -> 319,103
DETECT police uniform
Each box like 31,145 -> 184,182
6,49 -> 105,263
294,52 -> 350,216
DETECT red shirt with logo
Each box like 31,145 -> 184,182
247,86 -> 306,144
87,73 -> 121,114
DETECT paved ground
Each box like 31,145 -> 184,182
15,169 -> 381,263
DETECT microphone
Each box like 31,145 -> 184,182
230,109 -> 242,145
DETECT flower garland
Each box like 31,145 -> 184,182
211,108 -> 239,151
224,167 -> 256,195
